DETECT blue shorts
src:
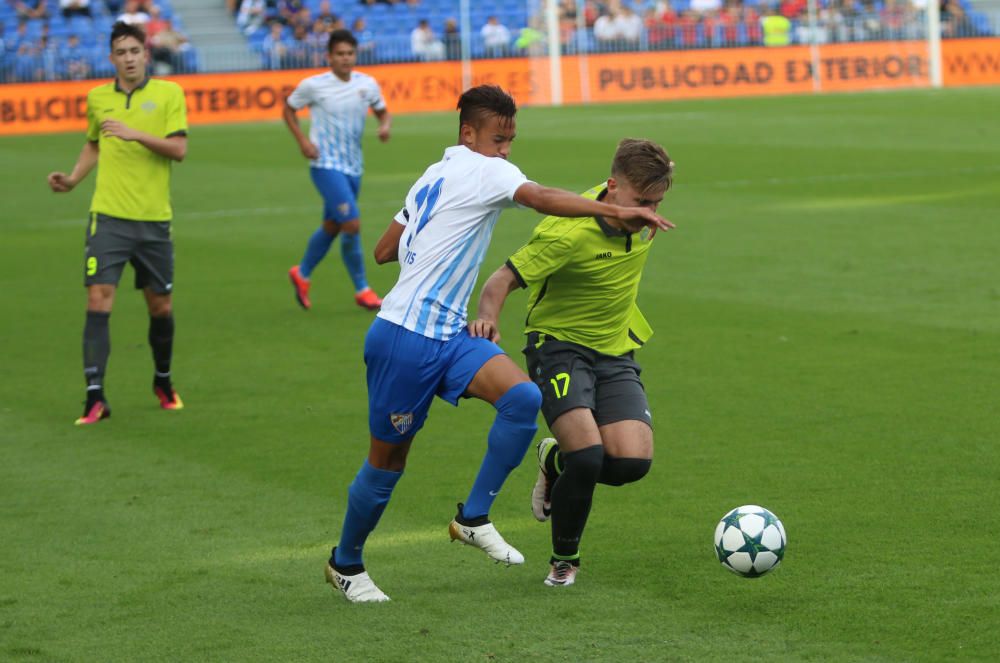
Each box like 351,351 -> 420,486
310,167 -> 361,224
365,317 -> 505,443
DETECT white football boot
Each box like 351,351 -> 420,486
448,504 -> 525,566
531,438 -> 558,522
543,560 -> 579,587
325,562 -> 390,603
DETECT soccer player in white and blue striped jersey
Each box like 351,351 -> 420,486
283,29 -> 390,312
324,86 -> 674,603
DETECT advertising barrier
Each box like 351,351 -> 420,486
2,38 -> 997,136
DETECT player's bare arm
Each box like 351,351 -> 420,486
99,120 -> 187,162
282,100 -> 319,160
373,219 -> 405,264
374,108 -> 391,143
469,265 -> 521,343
48,140 -> 99,193
513,182 -> 674,232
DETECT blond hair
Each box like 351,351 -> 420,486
611,139 -> 674,195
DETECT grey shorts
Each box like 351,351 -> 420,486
523,334 -> 652,429
84,213 -> 174,294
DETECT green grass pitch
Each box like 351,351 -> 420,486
1,87 -> 998,662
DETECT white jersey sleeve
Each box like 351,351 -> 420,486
478,157 -> 528,209
286,77 -> 314,110
364,76 -> 387,112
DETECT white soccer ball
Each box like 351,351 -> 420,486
714,505 -> 786,578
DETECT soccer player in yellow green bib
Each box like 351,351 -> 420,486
47,21 -> 188,426
472,139 -> 675,587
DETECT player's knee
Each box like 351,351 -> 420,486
321,220 -> 339,236
496,381 -> 542,423
598,456 -> 652,486
562,444 -> 605,484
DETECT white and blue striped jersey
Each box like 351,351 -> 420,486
286,70 -> 386,176
377,145 -> 532,340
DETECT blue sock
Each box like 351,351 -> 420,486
299,226 -> 335,279
333,460 -> 402,568
463,382 -> 542,520
339,231 -> 368,292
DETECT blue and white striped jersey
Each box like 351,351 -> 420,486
286,70 -> 386,176
377,145 -> 531,340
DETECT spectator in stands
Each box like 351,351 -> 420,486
353,17 -> 376,64
238,0 -> 267,35
779,0 -> 806,20
145,4 -> 168,42
940,0 -> 972,37
316,0 -> 337,27
10,0 -> 48,20
262,20 -> 289,69
60,0 -> 92,18
150,18 -> 189,73
105,0 -> 125,13
761,4 -> 792,46
880,0 -> 911,39
443,17 -> 461,60
291,6 -> 312,30
286,22 -> 310,67
691,0 -> 723,15
614,5 -> 643,48
306,18 -> 329,66
593,9 -> 618,50
645,2 -> 678,49
277,0 -> 304,25
10,19 -> 30,52
118,0 -> 151,25
410,19 -> 445,61
819,0 -> 848,42
61,33 -> 92,79
481,16 -> 511,58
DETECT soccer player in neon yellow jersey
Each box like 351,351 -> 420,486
47,21 -> 188,425
472,139 -> 675,587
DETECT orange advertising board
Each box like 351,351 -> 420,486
1,38 -> 997,136
941,37 -> 1000,86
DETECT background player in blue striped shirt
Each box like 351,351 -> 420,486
284,29 -> 391,311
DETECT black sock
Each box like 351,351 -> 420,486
148,314 -> 174,387
544,445 -> 562,477
550,445 -> 604,558
83,311 -> 111,398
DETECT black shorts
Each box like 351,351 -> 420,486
84,213 -> 174,294
523,334 -> 652,429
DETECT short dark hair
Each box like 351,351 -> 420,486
457,85 -> 517,129
110,21 -> 146,50
611,139 -> 675,195
328,28 -> 357,52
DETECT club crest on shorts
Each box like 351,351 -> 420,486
390,413 -> 414,434
338,202 -> 351,217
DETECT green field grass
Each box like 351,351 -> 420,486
1,87 -> 999,662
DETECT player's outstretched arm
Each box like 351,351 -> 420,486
470,265 -> 520,343
514,182 -> 675,232
282,100 -> 319,160
48,140 -> 99,193
373,219 -> 405,264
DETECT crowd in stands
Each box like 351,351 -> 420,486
1,0 -> 990,82
234,0 -> 989,70
1,0 -> 194,81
